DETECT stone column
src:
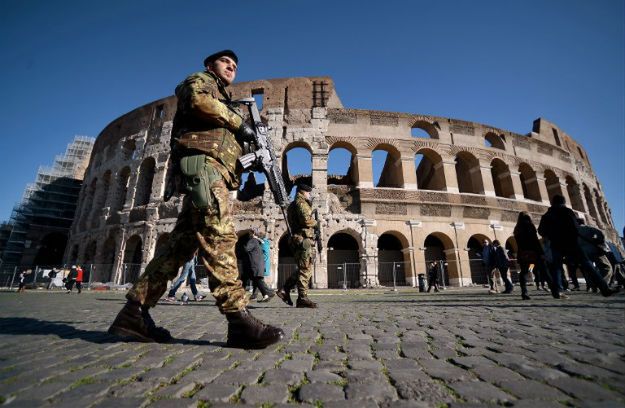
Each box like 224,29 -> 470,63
151,162 -> 168,203
356,154 -> 374,189
536,176 -> 551,205
401,156 -> 418,190
312,153 -> 327,189
559,181 -> 572,207
360,219 -> 377,286
441,160 -> 459,193
509,171 -> 525,200
480,164 -> 496,197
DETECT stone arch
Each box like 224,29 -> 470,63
134,157 -> 156,207
484,132 -> 505,150
327,231 -> 361,288
582,183 -> 599,222
372,144 -> 404,188
544,169 -> 562,202
518,163 -> 541,201
377,231 -> 410,286
466,234 -> 492,285
411,120 -> 439,139
113,167 -> 131,213
565,176 -> 584,212
327,141 -> 358,186
593,189 -> 609,225
455,152 -> 483,194
123,235 -> 143,284
282,142 -> 313,195
490,158 -> 514,198
33,232 -> 67,266
415,148 -> 446,191
98,235 -> 117,282
423,232 -> 458,286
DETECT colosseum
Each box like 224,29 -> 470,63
66,76 -> 621,289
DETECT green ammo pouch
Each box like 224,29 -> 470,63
179,154 -> 220,209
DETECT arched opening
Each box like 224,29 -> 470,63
79,178 -> 97,230
327,143 -> 358,186
238,171 -> 266,201
466,234 -> 491,285
33,232 -> 67,266
455,152 -> 483,194
552,128 -> 562,147
372,145 -> 404,188
518,163 -> 541,201
583,184 -> 599,222
134,157 -> 156,207
277,233 -> 294,289
282,144 -> 312,197
594,190 -> 609,225
113,167 -> 131,213
423,233 -> 457,286
411,121 -> 439,139
415,148 -> 446,191
327,232 -> 361,288
123,235 -> 143,284
491,159 -> 515,198
544,170 -> 562,202
122,139 -> 136,160
484,132 -> 505,150
377,232 -> 409,286
98,236 -> 117,283
566,176 -> 584,212
93,170 -> 111,218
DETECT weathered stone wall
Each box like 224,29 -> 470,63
66,76 -> 621,288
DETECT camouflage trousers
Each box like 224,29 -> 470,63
126,177 -> 248,314
284,236 -> 315,297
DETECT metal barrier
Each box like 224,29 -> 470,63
327,263 -> 361,289
378,261 -> 410,289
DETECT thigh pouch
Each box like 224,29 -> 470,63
179,154 -> 221,210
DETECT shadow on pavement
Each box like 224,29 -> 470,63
0,317 -> 220,346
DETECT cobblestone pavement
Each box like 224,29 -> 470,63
0,287 -> 624,407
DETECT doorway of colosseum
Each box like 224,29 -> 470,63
372,145 -> 404,188
423,233 -> 458,286
282,143 -> 312,197
466,234 -> 491,285
98,236 -> 117,283
122,235 -> 143,284
415,149 -> 446,191
327,232 -> 360,288
277,233 -> 294,289
544,170 -> 562,202
491,158 -> 515,198
455,152 -> 484,194
377,232 -> 410,287
327,144 -> 358,187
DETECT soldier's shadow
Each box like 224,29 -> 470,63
0,317 -> 218,346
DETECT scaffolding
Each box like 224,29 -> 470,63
1,136 -> 95,267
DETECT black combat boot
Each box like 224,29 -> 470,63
226,308 -> 284,349
276,287 -> 293,306
108,300 -> 172,343
296,296 -> 317,308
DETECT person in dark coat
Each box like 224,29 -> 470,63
538,195 -> 618,298
513,211 -> 558,300
481,240 -> 498,293
426,262 -> 441,292
492,240 -> 514,293
242,230 -> 274,302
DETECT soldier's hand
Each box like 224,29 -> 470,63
236,122 -> 256,142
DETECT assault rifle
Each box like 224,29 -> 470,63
232,98 -> 292,235
313,209 -> 323,256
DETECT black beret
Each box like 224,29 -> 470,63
297,183 -> 313,192
203,50 -> 238,66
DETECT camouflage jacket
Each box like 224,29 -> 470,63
171,70 -> 244,188
287,191 -> 317,239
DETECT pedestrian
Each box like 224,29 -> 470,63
75,265 -> 84,294
164,251 -> 205,302
242,230 -> 275,302
17,270 -> 26,293
538,194 -> 618,298
513,211 -> 559,300
577,218 -> 613,288
46,268 -> 58,290
276,183 -> 318,308
108,49 -> 284,348
426,261 -> 441,292
481,239 -> 498,293
492,240 -> 514,293
66,265 -> 77,293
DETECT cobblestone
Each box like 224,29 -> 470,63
0,287 -> 623,406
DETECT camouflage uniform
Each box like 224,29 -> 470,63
127,70 -> 249,314
283,191 -> 317,297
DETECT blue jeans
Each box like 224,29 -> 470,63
549,247 -> 608,295
168,260 -> 198,297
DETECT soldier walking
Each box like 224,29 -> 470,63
277,183 -> 318,308
108,50 -> 284,348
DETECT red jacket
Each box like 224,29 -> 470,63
76,267 -> 84,282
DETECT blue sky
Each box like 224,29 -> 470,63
1,0 -> 623,231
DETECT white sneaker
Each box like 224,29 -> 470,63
195,295 -> 205,301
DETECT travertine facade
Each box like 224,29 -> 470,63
66,77 -> 620,288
